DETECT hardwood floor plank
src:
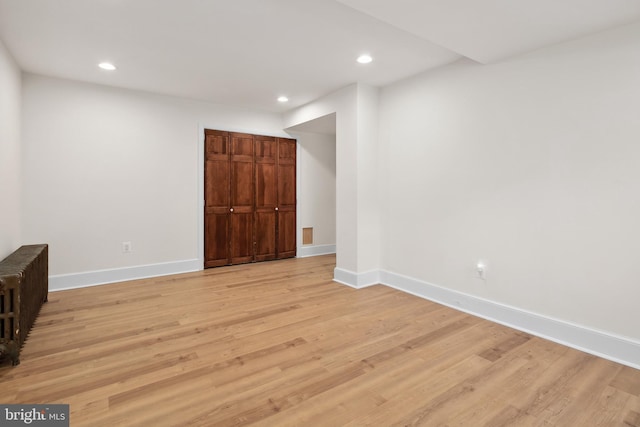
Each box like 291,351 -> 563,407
389,355 -> 531,426
612,366 -> 640,396
108,337 -> 306,407
625,410 -> 640,427
0,255 -> 637,426
568,386 -> 631,426
477,331 -> 532,362
482,404 -> 539,427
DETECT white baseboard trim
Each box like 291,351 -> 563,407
333,267 -> 379,289
49,259 -> 201,292
379,269 -> 640,370
297,244 -> 336,258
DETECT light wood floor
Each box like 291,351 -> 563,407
1,255 -> 639,426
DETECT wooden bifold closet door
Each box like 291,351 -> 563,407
276,138 -> 297,259
254,135 -> 277,262
204,129 -> 296,268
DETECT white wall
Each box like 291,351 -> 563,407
22,74 -> 286,277
0,39 -> 21,259
295,131 -> 336,249
379,22 -> 640,342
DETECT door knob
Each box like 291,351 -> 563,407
230,208 -> 234,212
275,207 -> 279,211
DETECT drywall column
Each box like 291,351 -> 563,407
355,84 -> 380,279
284,83 -> 380,286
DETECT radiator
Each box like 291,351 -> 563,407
0,244 -> 48,366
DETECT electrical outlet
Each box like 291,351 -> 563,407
476,262 -> 486,280
122,241 -> 132,253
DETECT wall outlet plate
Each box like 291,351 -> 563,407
476,262 -> 486,280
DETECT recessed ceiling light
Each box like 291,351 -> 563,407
277,96 -> 289,103
357,54 -> 373,64
98,62 -> 117,71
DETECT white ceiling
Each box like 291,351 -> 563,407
1,0 -> 639,113
287,113 -> 336,135
336,0 -> 640,64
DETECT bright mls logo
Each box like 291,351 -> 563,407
0,405 -> 69,426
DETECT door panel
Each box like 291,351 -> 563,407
255,136 -> 277,261
231,133 -> 254,159
277,209 -> 296,259
277,138 -> 296,259
278,138 -> 296,163
205,160 -> 229,207
277,164 -> 296,206
232,161 -> 253,206
204,208 -> 229,267
231,133 -> 254,207
230,133 -> 254,263
254,211 -> 276,261
231,208 -> 253,264
255,163 -> 276,207
204,130 -> 231,267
